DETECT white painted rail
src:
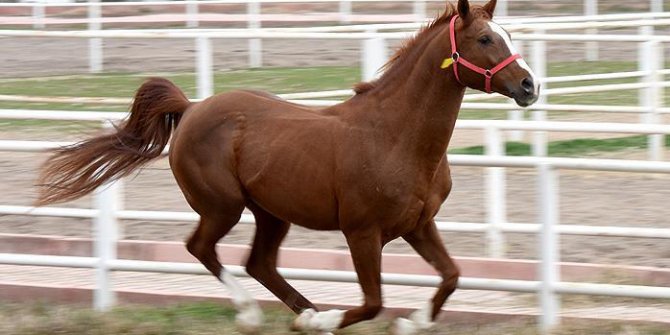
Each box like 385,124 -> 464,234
2,113 -> 670,332
1,8 -> 669,332
3,1 -> 667,28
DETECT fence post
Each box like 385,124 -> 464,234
248,0 -> 262,68
651,0 -> 663,12
339,1 -> 352,24
361,31 -> 387,81
537,163 -> 561,333
485,127 -> 506,258
196,36 -> 214,99
584,0 -> 598,61
186,0 -> 199,28
88,0 -> 103,73
531,30 -> 548,157
93,177 -> 121,311
413,1 -> 426,22
508,39 -> 525,142
32,1 -> 45,29
642,41 -> 664,161
638,26 -> 652,127
496,0 -> 509,17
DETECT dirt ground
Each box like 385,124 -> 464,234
1,5 -> 670,270
2,33 -> 669,79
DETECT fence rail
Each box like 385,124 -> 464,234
2,0 -> 666,26
3,7 -> 670,71
2,114 -> 670,331
2,5 -> 670,332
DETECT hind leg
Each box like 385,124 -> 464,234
186,208 -> 264,333
171,121 -> 263,332
178,166 -> 263,333
392,220 -> 460,335
245,203 -> 317,313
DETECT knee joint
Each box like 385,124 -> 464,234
245,260 -> 263,280
186,236 -> 212,261
185,237 -> 199,257
442,268 -> 460,290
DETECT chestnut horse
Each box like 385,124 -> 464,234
36,0 -> 538,334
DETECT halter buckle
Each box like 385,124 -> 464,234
485,69 -> 493,78
451,52 -> 460,62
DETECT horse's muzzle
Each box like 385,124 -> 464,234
512,77 -> 540,107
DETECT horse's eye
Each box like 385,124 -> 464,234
478,36 -> 492,45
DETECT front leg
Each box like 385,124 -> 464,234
393,220 -> 460,335
292,229 -> 384,333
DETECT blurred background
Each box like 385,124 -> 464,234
0,1 -> 669,334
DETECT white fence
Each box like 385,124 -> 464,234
1,7 -> 670,333
2,1 -> 669,70
4,23 -> 669,161
2,109 -> 670,331
3,0 -> 667,29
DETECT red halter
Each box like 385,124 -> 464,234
448,15 -> 521,93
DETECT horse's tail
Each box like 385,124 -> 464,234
35,77 -> 191,206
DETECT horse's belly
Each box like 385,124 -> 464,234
246,182 -> 340,230
240,158 -> 340,230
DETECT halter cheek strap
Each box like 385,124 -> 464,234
442,15 -> 522,94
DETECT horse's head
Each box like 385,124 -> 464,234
440,0 -> 540,107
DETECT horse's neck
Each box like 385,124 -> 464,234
395,70 -> 466,158
347,48 -> 466,170
352,23 -> 465,167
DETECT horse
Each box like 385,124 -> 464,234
35,0 -> 538,334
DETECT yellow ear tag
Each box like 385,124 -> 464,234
441,58 -> 454,69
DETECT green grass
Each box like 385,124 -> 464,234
1,61 -> 665,113
458,60 -> 670,120
1,61 -> 669,157
448,135 -> 667,157
1,302 -> 669,335
0,67 -> 360,131
0,66 -> 360,112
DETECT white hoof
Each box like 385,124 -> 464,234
392,317 -> 420,335
292,308 -> 317,331
292,308 -> 344,333
235,302 -> 264,334
391,304 -> 435,335
219,270 -> 264,333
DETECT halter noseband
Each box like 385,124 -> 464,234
443,15 -> 522,94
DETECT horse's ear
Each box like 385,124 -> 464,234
457,0 -> 471,22
483,0 -> 497,18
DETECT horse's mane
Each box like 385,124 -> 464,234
354,4 -> 457,94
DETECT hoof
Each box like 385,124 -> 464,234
391,317 -> 420,335
235,303 -> 264,334
391,305 -> 435,335
291,308 -> 344,334
291,308 -> 317,331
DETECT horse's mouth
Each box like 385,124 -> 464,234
514,93 -> 539,108
512,85 -> 540,108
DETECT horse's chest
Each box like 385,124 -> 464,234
340,160 -> 451,237
340,178 -> 433,224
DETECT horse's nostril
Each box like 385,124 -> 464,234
521,77 -> 534,94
